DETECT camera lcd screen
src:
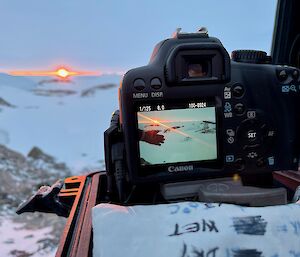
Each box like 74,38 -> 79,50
137,101 -> 217,166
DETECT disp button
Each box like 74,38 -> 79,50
150,78 -> 162,90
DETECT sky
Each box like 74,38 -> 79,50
0,0 -> 277,74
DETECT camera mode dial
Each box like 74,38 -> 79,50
231,50 -> 271,64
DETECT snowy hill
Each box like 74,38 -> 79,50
0,73 -> 122,256
0,73 -> 121,172
0,73 -> 37,91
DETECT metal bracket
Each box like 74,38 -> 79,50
16,175 -> 87,217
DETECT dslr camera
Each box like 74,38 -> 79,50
105,28 -> 300,203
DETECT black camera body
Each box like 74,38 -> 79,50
107,31 -> 300,194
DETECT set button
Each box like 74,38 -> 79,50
237,119 -> 263,146
237,118 -> 276,153
246,129 -> 258,142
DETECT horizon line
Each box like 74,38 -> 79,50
0,69 -> 125,77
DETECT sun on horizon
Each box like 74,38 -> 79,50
8,67 -> 100,79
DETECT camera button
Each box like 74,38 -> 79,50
234,158 -> 245,171
133,79 -> 146,91
256,158 -> 267,168
232,84 -> 245,98
237,119 -> 264,148
292,69 -> 299,80
277,69 -> 288,82
246,129 -> 258,141
244,129 -> 262,146
234,103 -> 245,115
150,78 -> 162,90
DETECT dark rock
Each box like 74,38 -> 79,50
27,146 -> 53,162
9,249 -> 33,257
81,83 -> 117,97
0,97 -> 16,108
32,89 -> 77,97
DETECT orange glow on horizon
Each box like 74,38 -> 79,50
8,67 -> 100,79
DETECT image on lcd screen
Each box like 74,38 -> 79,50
137,106 -> 217,166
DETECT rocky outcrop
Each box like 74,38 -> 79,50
0,145 -> 71,211
0,97 -> 16,108
81,83 -> 117,97
0,144 -> 71,255
32,89 -> 77,97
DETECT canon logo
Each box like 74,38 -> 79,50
168,165 -> 194,173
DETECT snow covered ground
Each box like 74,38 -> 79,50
0,218 -> 55,257
0,73 -> 121,172
0,73 -> 121,256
